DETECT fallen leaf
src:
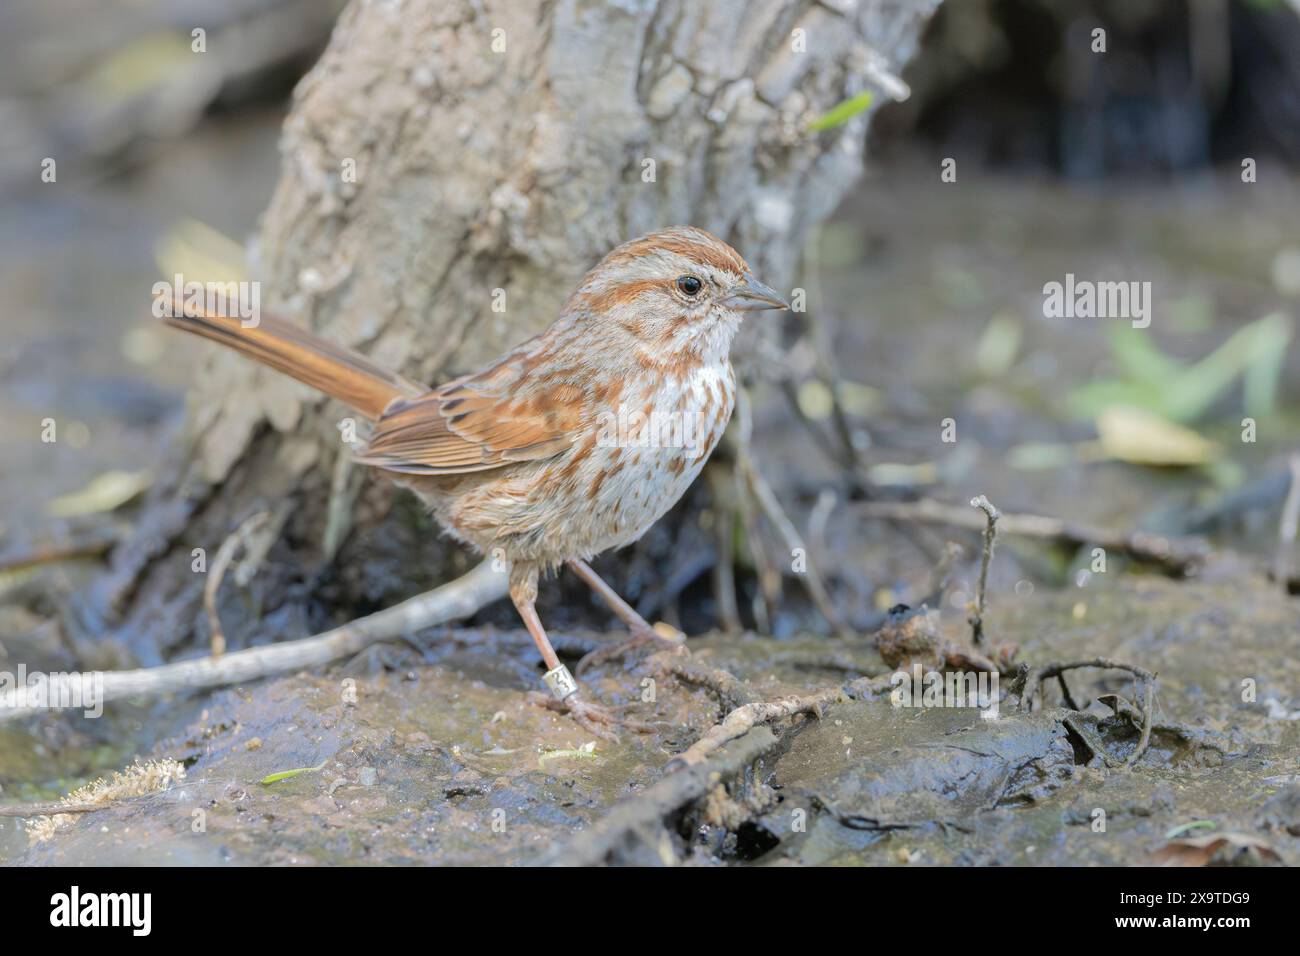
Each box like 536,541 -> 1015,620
538,742 -> 599,768
260,760 -> 328,785
973,312 -> 1022,378
1096,406 -> 1218,466
1164,820 -> 1217,839
1149,832 -> 1282,867
46,470 -> 152,517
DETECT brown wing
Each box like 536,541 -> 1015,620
354,361 -> 586,476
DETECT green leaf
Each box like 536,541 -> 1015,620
259,760 -> 328,785
808,91 -> 875,132
1068,312 -> 1294,425
1164,820 -> 1217,839
1107,325 -> 1182,387
538,742 -> 599,769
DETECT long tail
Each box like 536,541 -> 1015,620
161,304 -> 423,420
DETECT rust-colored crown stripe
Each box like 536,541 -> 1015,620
604,227 -> 750,277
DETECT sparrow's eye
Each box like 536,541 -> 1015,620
676,275 -> 703,297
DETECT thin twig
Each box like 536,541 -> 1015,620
1273,453 -> 1300,592
204,511 -> 272,658
790,226 -> 867,475
0,529 -> 118,575
711,493 -> 742,633
1020,658 -> 1158,767
0,560 -> 508,722
734,468 -> 776,631
736,385 -> 849,636
857,498 -> 1210,571
0,801 -> 104,817
924,540 -> 964,606
741,456 -> 849,636
968,495 -> 1000,647
844,673 -> 898,699
808,488 -> 837,565
1056,673 -> 1081,711
732,387 -> 777,631
1132,682 -> 1156,766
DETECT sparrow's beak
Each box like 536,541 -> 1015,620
723,275 -> 790,312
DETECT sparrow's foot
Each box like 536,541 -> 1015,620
529,665 -> 655,741
576,623 -> 687,677
528,692 -> 658,742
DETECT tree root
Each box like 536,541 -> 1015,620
650,651 -> 759,711
648,648 -> 843,771
1019,657 -> 1158,767
667,686 -> 843,771
0,560 -> 507,722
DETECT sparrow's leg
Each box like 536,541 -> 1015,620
567,559 -> 685,677
566,558 -> 657,634
509,563 -> 633,741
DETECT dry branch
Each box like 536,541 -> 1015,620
1273,453 -> 1300,591
734,386 -> 848,635
203,510 -> 272,658
0,560 -> 506,722
0,529 -> 117,575
668,687 -> 843,771
857,498 -> 1210,570
546,726 -> 780,866
968,495 -> 1000,646
0,801 -> 102,817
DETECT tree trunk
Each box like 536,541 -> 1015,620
93,0 -> 939,661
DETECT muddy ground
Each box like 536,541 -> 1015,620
3,569 -> 1297,865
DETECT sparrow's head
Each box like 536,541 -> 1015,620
570,226 -> 788,358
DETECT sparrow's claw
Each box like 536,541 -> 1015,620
527,691 -> 655,741
565,696 -> 625,742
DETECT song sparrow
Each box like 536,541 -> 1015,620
163,226 -> 788,737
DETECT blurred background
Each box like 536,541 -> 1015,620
2,0 -> 1298,616
1,0 -> 1299,866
